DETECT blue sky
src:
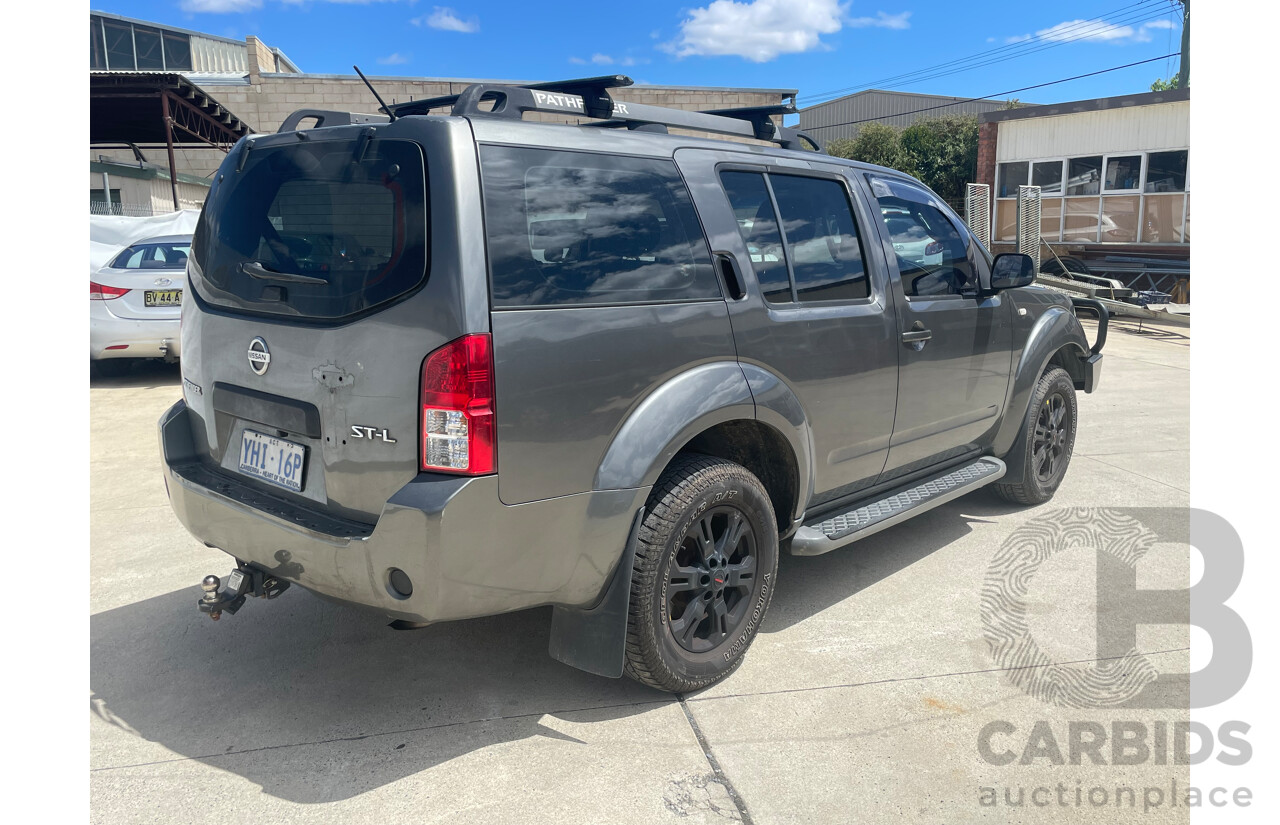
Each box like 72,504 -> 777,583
99,1 -> 1185,109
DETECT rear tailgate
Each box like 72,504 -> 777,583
180,117 -> 485,522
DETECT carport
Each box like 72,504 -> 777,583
90,72 -> 252,210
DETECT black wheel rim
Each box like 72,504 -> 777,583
1033,392 -> 1069,483
666,506 -> 758,654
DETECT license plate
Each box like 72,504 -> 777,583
238,430 -> 306,492
145,289 -> 182,307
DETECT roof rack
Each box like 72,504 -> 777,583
383,75 -> 822,152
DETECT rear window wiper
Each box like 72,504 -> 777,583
240,261 -> 329,285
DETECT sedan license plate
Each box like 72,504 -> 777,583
145,289 -> 182,307
238,430 -> 306,492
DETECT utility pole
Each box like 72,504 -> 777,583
1177,0 -> 1190,88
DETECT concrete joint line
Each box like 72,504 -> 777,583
676,694 -> 754,825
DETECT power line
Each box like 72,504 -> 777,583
798,1 -> 1176,105
797,1 -> 1162,103
799,1 -> 1151,102
811,52 -> 1180,131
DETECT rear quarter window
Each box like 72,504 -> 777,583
479,145 -> 719,307
191,137 -> 427,321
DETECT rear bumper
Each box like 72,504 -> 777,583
91,307 -> 181,360
159,400 -> 646,623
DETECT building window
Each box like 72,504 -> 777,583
1066,156 -> 1103,196
1146,150 -> 1188,192
103,19 -> 135,70
91,15 -> 194,72
996,162 -> 1028,198
996,149 -> 1188,245
1104,155 -> 1142,192
163,31 -> 192,70
1032,161 -> 1064,195
90,17 -> 107,69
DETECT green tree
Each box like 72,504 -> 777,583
1150,75 -> 1182,91
897,114 -> 979,202
826,122 -> 902,169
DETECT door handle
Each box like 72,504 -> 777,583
715,252 -> 746,301
901,321 -> 932,349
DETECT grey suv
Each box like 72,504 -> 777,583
160,75 -> 1105,693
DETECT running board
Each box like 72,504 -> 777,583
789,457 -> 1006,556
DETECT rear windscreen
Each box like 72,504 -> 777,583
191,137 -> 427,320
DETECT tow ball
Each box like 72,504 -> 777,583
198,564 -> 290,621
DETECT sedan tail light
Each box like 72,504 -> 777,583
90,281 -> 130,300
924,242 -> 944,256
419,334 -> 495,475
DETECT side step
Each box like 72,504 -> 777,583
789,457 -> 1006,556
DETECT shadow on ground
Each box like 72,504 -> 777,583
91,500 -> 996,803
90,359 -> 181,389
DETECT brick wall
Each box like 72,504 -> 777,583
976,121 -> 998,192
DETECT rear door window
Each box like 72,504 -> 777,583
719,171 -> 791,304
480,145 -> 718,307
768,175 -> 869,302
720,170 -> 869,304
191,137 -> 428,320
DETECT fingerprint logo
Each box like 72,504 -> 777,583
981,508 -> 1162,707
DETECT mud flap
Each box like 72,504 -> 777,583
547,507 -> 644,678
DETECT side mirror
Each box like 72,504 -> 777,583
991,253 -> 1036,290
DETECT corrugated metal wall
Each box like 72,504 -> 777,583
190,35 -> 249,74
995,100 -> 1190,161
800,91 -> 1009,144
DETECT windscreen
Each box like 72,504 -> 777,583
191,137 -> 428,320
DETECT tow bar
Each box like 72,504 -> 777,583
198,564 -> 290,621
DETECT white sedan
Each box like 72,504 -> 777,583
90,234 -> 190,362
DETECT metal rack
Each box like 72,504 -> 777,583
381,75 -> 822,152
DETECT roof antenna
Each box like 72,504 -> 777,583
353,65 -> 396,121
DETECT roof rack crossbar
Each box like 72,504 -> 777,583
387,75 -> 633,118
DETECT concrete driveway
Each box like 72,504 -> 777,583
90,320 -> 1191,824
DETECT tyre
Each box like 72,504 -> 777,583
993,367 -> 1078,505
624,454 -> 779,693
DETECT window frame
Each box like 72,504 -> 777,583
716,161 -> 875,308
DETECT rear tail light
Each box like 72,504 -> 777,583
924,242 -> 943,256
90,281 -> 129,300
419,334 -> 495,475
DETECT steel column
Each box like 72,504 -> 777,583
161,91 -> 180,210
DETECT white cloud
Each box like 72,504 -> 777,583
1037,19 -> 1137,42
377,52 -> 411,65
1003,18 -> 1179,47
848,11 -> 910,30
414,6 -> 480,33
568,56 -> 587,65
587,54 -> 648,67
666,0 -> 853,63
180,0 -> 261,11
